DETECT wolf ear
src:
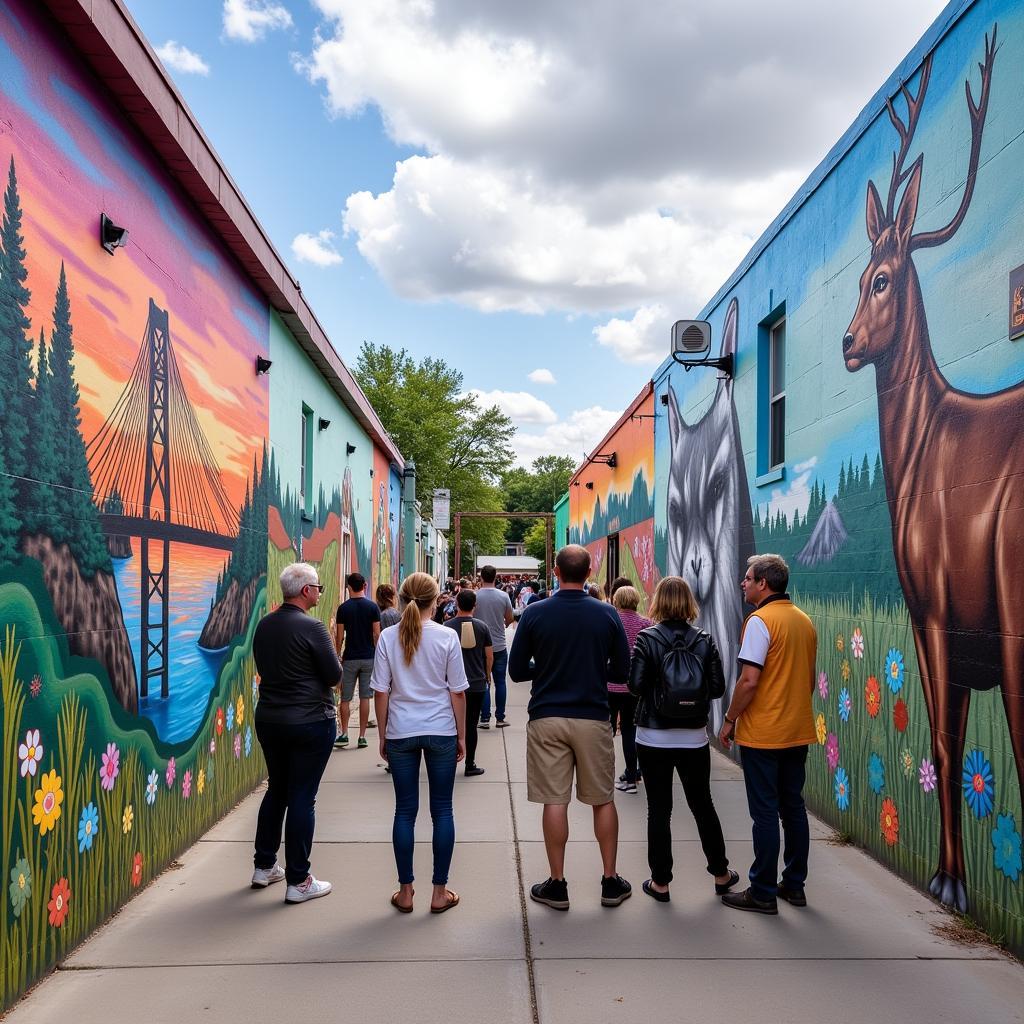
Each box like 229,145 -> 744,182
666,386 -> 681,450
719,298 -> 738,359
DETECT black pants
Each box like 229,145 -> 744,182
254,717 -> 336,885
636,743 -> 728,885
608,691 -> 639,782
465,691 -> 484,768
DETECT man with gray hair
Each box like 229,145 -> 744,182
251,562 -> 341,903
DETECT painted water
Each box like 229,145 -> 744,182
112,542 -> 229,744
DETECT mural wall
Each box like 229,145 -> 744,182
0,0 -> 268,1008
653,0 -> 1023,951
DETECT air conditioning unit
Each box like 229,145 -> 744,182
671,320 -> 711,355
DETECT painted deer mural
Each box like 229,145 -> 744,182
842,27 -> 1022,912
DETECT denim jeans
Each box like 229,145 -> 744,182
480,648 -> 508,722
740,744 -> 810,900
387,734 -> 458,885
254,717 -> 336,885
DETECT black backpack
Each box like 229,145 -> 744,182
650,625 -> 709,720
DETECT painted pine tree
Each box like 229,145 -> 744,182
25,327 -> 59,537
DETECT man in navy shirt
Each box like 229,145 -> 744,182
509,545 -> 632,911
335,572 -> 381,749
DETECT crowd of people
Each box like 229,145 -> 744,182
249,545 -> 817,918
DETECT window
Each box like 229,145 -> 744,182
768,316 -> 786,470
606,533 -> 619,588
300,405 -> 313,516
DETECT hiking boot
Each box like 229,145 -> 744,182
776,885 -> 807,907
285,874 -> 333,904
530,877 -> 569,911
721,887 -> 778,915
600,874 -> 632,907
250,863 -> 285,888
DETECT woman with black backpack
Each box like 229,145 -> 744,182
628,576 -> 739,902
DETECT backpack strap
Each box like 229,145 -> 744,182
650,622 -> 697,650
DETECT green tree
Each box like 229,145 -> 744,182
523,518 -> 550,561
25,328 -> 58,536
0,442 -> 18,567
501,454 -> 575,542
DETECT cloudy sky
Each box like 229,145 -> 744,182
130,0 -> 948,465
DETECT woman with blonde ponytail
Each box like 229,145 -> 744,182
371,572 -> 469,914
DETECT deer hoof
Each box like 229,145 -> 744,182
928,870 -> 968,913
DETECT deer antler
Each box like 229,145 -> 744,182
885,55 -> 932,222
910,25 -> 999,251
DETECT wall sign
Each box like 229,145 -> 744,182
1011,262 -> 1024,340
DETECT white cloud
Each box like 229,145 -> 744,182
223,0 -> 293,43
291,229 -> 343,267
466,389 -> 557,425
513,405 -> 621,467
156,41 -> 210,76
593,304 -> 672,366
766,456 -> 819,522
528,368 -> 556,385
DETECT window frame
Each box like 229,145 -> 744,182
300,404 -> 314,517
767,315 -> 786,471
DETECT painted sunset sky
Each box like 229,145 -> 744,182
0,0 -> 268,513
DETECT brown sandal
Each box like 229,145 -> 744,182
391,890 -> 414,914
430,889 -> 460,914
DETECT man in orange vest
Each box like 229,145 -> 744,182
719,554 -> 817,914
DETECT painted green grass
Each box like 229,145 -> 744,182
798,589 -> 1024,954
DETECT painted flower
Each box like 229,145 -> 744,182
29,674 -> 42,698
865,676 -> 881,718
131,852 -> 143,888
838,687 -> 852,723
165,757 -> 176,788
244,727 -> 253,757
841,658 -> 851,682
209,738 -> 216,756
815,713 -> 827,746
962,749 -> 995,818
868,752 -> 885,795
233,733 -> 242,759
834,766 -> 850,811
100,742 -> 120,791
215,707 -> 225,736
146,770 -> 159,806
32,769 -> 64,835
9,858 -> 31,918
48,878 -> 71,927
122,804 -> 134,834
835,633 -> 845,653
893,698 -> 909,733
226,704 -> 235,732
880,798 -> 899,846
182,769 -> 192,799
235,694 -> 245,727
826,733 -> 839,772
885,647 -> 905,694
78,802 -> 99,853
817,671 -> 828,700
919,758 -> 937,793
197,768 -> 206,795
992,814 -> 1022,882
18,728 -> 44,778
851,627 -> 865,660
901,749 -> 914,778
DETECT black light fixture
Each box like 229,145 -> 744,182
588,451 -> 617,469
659,393 -> 670,406
346,442 -> 357,455
255,355 -> 272,375
670,319 -> 734,378
318,417 -> 331,431
100,213 -> 129,254
585,481 -> 594,490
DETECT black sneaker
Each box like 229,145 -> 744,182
721,887 -> 778,915
464,765 -> 485,777
530,877 -> 569,911
600,874 -> 632,907
714,869 -> 740,895
776,886 -> 807,907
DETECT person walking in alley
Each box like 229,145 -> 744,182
719,554 -> 817,914
251,563 -> 339,903
376,582 -> 401,628
444,588 -> 493,777
628,576 -> 738,902
335,572 -> 381,750
372,572 -> 468,914
608,585 -> 650,794
474,564 -> 514,729
509,544 -> 632,911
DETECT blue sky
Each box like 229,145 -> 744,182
123,0 -> 949,466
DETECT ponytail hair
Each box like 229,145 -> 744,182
398,572 -> 440,664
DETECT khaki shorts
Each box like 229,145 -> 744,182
526,717 -> 615,806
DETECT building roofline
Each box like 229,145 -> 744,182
569,381 -> 653,486
41,0 -> 405,467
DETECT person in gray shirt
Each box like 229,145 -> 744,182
474,564 -> 515,727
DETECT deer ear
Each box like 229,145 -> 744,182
865,180 -> 885,243
895,157 -> 923,246
667,385 -> 681,450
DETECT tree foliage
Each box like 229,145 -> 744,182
501,454 -> 576,543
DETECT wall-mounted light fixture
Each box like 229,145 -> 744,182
585,481 -> 594,490
670,319 -> 733,378
100,213 -> 129,254
255,356 -> 272,375
318,417 -> 331,431
346,442 -> 357,455
588,451 -> 617,469
659,393 -> 669,406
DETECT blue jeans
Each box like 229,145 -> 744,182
740,744 -> 810,900
387,734 -> 458,885
480,648 -> 508,722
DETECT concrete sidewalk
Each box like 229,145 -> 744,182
8,680 -> 1023,1024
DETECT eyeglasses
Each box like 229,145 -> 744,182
739,576 -> 756,585
304,583 -> 325,592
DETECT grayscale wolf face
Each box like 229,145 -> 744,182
665,298 -> 754,738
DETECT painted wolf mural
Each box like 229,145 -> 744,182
666,298 -> 754,735
842,26 -> 1023,913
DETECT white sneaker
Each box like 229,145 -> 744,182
285,874 -> 332,903
250,863 -> 286,888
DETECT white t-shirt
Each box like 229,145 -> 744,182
636,725 -> 709,749
738,615 -> 771,667
371,620 -> 469,738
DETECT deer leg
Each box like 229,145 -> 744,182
916,623 -> 970,912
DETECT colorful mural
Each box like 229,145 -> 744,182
652,3 -> 1024,952
0,0 -> 268,1008
372,447 -> 398,593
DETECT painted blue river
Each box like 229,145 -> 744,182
112,542 -> 229,744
